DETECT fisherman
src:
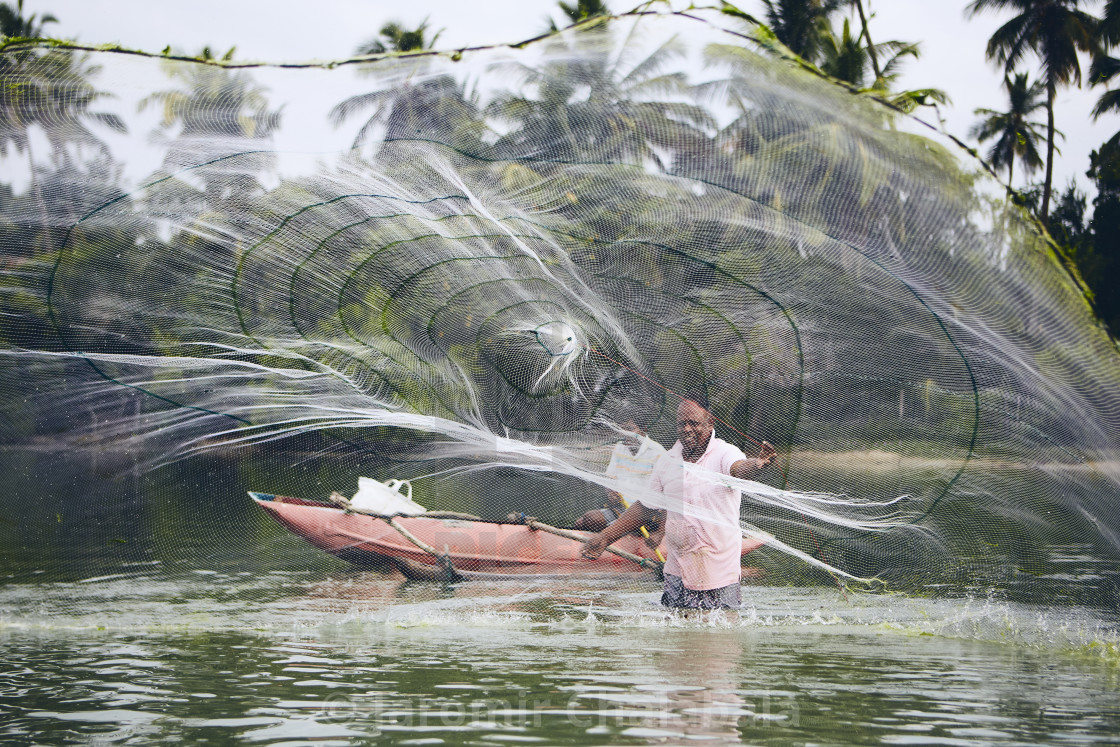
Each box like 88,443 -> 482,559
581,397 -> 775,610
573,418 -> 665,532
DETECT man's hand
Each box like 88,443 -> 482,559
581,533 -> 609,560
730,441 -> 777,480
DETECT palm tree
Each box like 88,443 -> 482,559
816,19 -> 948,112
0,2 -> 122,162
761,0 -> 841,63
972,72 -> 1048,185
819,17 -> 870,86
546,0 -> 610,32
0,3 -> 124,252
1088,0 -> 1120,121
356,19 -> 440,55
331,22 -> 484,156
139,49 -> 281,202
822,0 -> 911,90
0,0 -> 54,39
0,48 -> 125,163
557,0 -> 610,24
970,72 -> 1048,186
485,34 -> 715,169
966,0 -> 1100,228
1089,51 -> 1120,120
1099,0 -> 1120,46
331,71 -> 484,155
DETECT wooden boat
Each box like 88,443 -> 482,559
250,491 -> 765,581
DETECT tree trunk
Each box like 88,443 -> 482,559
852,0 -> 882,84
1008,155 -> 1014,188
1042,81 -> 1055,229
25,139 -> 56,262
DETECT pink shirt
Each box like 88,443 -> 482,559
647,431 -> 746,590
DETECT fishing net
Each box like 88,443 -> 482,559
2,9 -> 1118,607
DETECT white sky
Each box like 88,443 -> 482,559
20,0 -> 1117,202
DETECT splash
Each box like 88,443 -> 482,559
1,10 -> 1118,597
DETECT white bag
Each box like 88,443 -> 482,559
349,477 -> 426,516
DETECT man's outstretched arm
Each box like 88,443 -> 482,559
729,440 -> 777,480
580,501 -> 658,559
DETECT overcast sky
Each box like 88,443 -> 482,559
20,0 -> 1117,201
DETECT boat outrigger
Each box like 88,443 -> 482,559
249,491 -> 765,581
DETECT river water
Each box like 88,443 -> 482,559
2,453 -> 1119,745
2,573 -> 1119,745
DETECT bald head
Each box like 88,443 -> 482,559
677,399 -> 711,423
676,399 -> 714,461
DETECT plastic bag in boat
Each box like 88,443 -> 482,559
350,477 -> 426,516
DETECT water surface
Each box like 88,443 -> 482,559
3,571 -> 1119,745
2,452 -> 1118,745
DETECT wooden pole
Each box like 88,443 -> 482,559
520,516 -> 663,571
327,492 -> 461,580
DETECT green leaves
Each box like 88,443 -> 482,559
970,72 -> 1048,185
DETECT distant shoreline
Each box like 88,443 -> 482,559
5,441 -> 1116,474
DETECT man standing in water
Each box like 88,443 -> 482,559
581,398 -> 775,609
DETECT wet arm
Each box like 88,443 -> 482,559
580,501 -> 657,558
598,501 -> 657,545
729,441 -> 776,480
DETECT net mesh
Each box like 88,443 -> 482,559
2,10 -> 1118,603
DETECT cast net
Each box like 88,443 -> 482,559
2,9 -> 1118,607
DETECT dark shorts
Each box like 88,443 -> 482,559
660,573 -> 742,610
600,507 -> 619,523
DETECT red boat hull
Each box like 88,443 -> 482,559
251,492 -> 765,579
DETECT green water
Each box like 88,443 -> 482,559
3,576 -> 1119,745
2,451 -> 1119,745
